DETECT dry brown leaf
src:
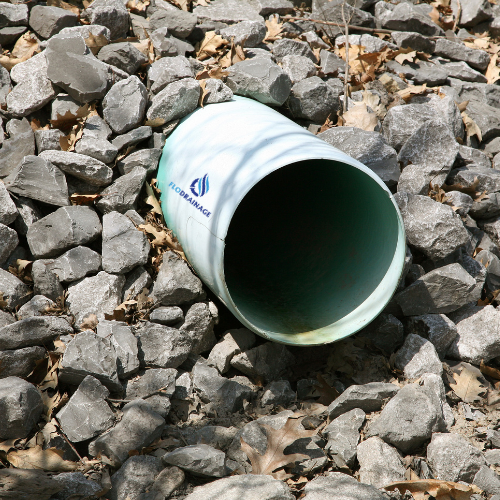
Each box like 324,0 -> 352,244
362,91 -> 386,119
485,53 -> 500,85
196,31 -> 228,61
70,193 -> 102,205
7,446 -> 78,472
449,361 -> 489,404
79,313 -> 98,331
144,117 -> 166,127
195,66 -> 229,80
219,40 -> 246,68
0,438 -> 20,454
480,359 -> 500,381
51,103 -> 96,129
342,103 -> 378,131
144,182 -> 163,216
395,50 -> 416,65
240,414 -> 316,478
456,100 -> 469,112
47,0 -> 79,15
104,300 -> 137,322
0,293 -> 7,309
84,32 -> 109,55
314,374 -> 340,406
131,38 -> 151,61
461,111 -> 482,142
384,479 -> 481,500
265,15 -> 283,42
0,32 -> 39,70
59,123 -> 84,151
30,118 -> 49,131
199,79 -> 208,107
379,73 -> 401,93
126,0 -> 150,13
397,84 -> 428,102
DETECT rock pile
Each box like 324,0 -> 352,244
1,0 -> 500,499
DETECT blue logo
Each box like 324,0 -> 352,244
190,174 -> 210,197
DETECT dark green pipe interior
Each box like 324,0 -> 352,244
223,160 -> 399,335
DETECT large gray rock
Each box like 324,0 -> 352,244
51,472 -> 102,500
302,473 -> 386,500
4,156 -> 69,207
0,268 -> 30,310
83,0 -> 130,40
220,20 -> 266,47
146,78 -> 200,125
75,136 -> 118,164
102,211 -> 150,274
0,346 -> 45,379
27,206 -> 102,258
207,328 -> 256,374
394,334 -> 443,379
29,5 -> 78,39
357,436 -> 406,488
454,0 -> 492,27
281,54 -> 316,84
43,246 -> 101,283
0,118 -> 34,178
151,251 -> 204,306
435,39 -> 490,71
66,271 -> 125,326
0,377 -> 43,439
39,150 -> 112,186
447,305 -> 500,364
95,166 -> 147,214
149,6 -> 197,38
272,38 -> 315,62
111,126 -> 152,151
437,60 -> 487,83
117,148 -> 161,176
406,314 -> 458,358
56,375 -> 115,442
31,260 -> 64,302
473,465 -> 500,495
427,432 -> 486,482
465,99 -> 500,142
103,76 -> 147,135
193,0 -> 263,23
226,58 -> 291,106
0,3 -> 28,27
367,383 -> 447,453
327,382 -> 399,419
394,193 -> 470,261
7,52 -> 58,117
17,296 -> 55,321
421,372 -> 455,431
318,127 -> 399,185
0,223 -> 18,266
35,129 -> 63,154
380,2 -> 444,36
180,302 -> 217,355
147,55 -> 194,94
391,30 -> 435,53
449,166 -> 500,194
0,317 -> 73,351
184,474 -> 293,500
97,42 -> 147,74
149,306 -> 184,326
162,444 -> 227,477
91,399 -> 165,466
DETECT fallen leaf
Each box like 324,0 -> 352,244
240,414 -> 316,478
219,40 -> 245,68
362,90 -> 386,119
7,446 -> 78,472
480,360 -> 500,381
455,100 -> 469,112
70,193 -> 102,205
342,103 -> 378,131
265,15 -> 283,42
449,361 -> 489,404
0,438 -> 21,454
196,31 -> 228,61
131,38 -> 151,61
104,300 -> 137,322
47,0 -> 79,15
397,83 -> 428,102
195,66 -> 229,80
0,32 -> 39,70
428,5 -> 441,25
485,53 -> 500,85
199,79 -> 208,107
79,313 -> 98,331
30,118 -> 49,131
144,182 -> 163,216
126,0 -> 150,13
462,111 -> 482,142
0,293 -> 7,309
84,32 -> 109,55
379,73 -> 401,93
314,374 -> 340,405
395,50 -> 416,64
384,479 -> 481,500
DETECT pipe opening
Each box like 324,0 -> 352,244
223,159 -> 400,337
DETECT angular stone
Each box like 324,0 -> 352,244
320,50 -> 344,75
177,425 -> 237,450
97,42 -> 147,74
226,58 -> 291,106
465,100 -> 500,142
17,296 -> 56,321
162,444 -> 227,477
117,148 -> 161,176
438,60 -> 487,83
201,78 -> 233,105
357,436 -> 406,488
454,0 -> 493,27
51,472 -> 101,500
313,1 -> 375,35
324,408 -> 365,467
148,55 -> 194,94
74,136 -> 118,165
394,334 -> 443,379
406,314 -> 458,358
59,23 -> 111,42
261,380 -> 295,407
150,307 -> 184,327
231,342 -> 295,382
281,54 -> 316,84
0,346 -> 45,379
328,382 -> 399,419
4,156 -> 69,207
335,33 -> 396,53
0,26 -> 27,46
123,265 -> 152,300
29,6 -> 78,39
434,39 -> 490,71
111,126 -> 152,151
380,2 -> 444,36
447,305 -> 500,364
194,0 -> 263,23
485,449 -> 500,466
149,7 -> 197,38
475,249 -> 500,292
95,166 -> 147,214
31,260 -> 64,302
180,302 -> 216,355
396,264 -> 476,316
27,206 -> 102,259
0,223 -> 18,266
302,473 -> 386,500
42,246 -> 101,284
427,432 -> 486,482
473,465 -> 500,495
391,30 -> 435,53
0,268 -> 30,310
367,383 -> 446,453
35,129 -> 63,153
220,20 -> 266,47
272,38 -> 315,62
395,193 -> 470,261
0,3 -> 28,27
83,0 -> 130,40
0,118 -> 35,178
150,27 -> 178,57
56,375 -> 115,442
207,328 -> 256,374
0,317 -> 72,351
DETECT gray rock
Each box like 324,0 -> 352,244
151,251 -> 204,306
148,56 -> 194,95
318,127 -> 399,185
473,466 -> 500,495
125,368 -> 176,417
386,59 -> 448,87
476,249 -> 500,291
226,58 -> 291,106
4,156 -> 69,207
357,436 -> 406,488
434,39 -> 490,71
123,266 -> 152,300
17,295 -> 55,320
0,310 -> 15,329
7,52 -> 57,117
91,399 -> 165,466
324,408 -> 365,467
207,328 -> 256,374
395,264 -> 476,316
203,78 -> 233,104
427,432 -> 486,482
457,144 -> 491,169
75,137 -> 118,164
257,0 -> 293,16
328,382 -> 399,419
406,314 -> 458,358
394,334 -> 443,379
454,0 -> 493,27
447,305 -> 500,364
360,314 -> 404,354
192,359 -> 253,414
302,473 -> 386,500
193,0 -> 263,24
0,223 -> 18,266
220,20 -> 266,47
367,383 -> 447,453
173,371 -> 192,400
51,472 -> 101,500
485,449 -> 500,465
319,50 -> 344,76
59,23 -> 112,42
464,100 -> 500,143
95,166 -> 147,214
0,346 -> 45,379
109,455 -> 163,500
0,3 -> 28,27
162,444 -> 227,477
421,372 -> 455,430
391,30 -> 435,53
149,7 -> 197,38
83,0 -> 130,40
150,27 -> 178,57
0,316 -> 72,351
134,321 -> 193,369
117,148 -> 161,176
31,260 -> 64,302
98,42 -> 147,74
437,60 -> 487,83
180,302 -> 216,355
0,118 -> 35,178
445,191 -> 473,218
231,342 -> 295,382
380,2 -> 444,36
45,32 -> 111,103
27,206 -> 102,259
0,26 -> 27,46
281,55 -> 316,84
313,1 -> 375,35
66,271 -> 125,326
51,93 -> 81,121
178,425 -> 237,451
29,6 -> 78,39
272,38 -> 315,62
184,474 -> 293,500
0,268 -> 30,310
0,377 -> 43,439
335,33 -> 396,53
39,150 -> 112,186
111,126 -> 152,151
81,114 -> 112,141
261,380 -> 295,407
394,193 -> 470,261
43,246 -> 101,284
35,129 -> 63,153
56,375 -> 115,442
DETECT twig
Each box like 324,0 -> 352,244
106,384 -> 170,403
341,0 -> 349,115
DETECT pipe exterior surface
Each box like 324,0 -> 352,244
157,96 -> 406,345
